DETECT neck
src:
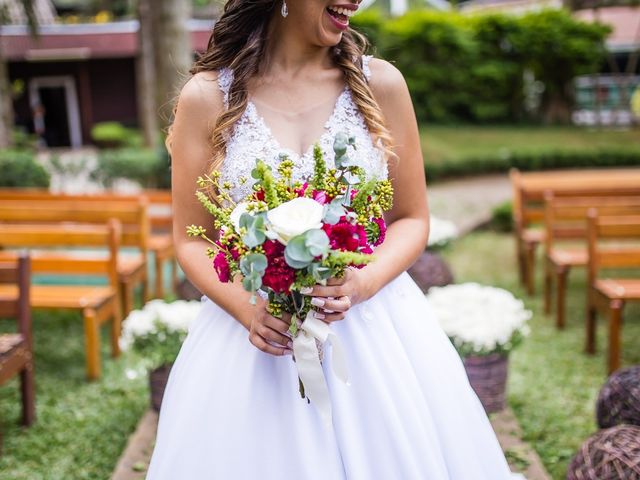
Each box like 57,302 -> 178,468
264,18 -> 334,77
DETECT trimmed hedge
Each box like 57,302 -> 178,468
352,9 -> 610,124
0,149 -> 50,187
91,147 -> 170,188
424,149 -> 640,181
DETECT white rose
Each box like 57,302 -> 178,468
267,197 -> 324,245
229,202 -> 250,233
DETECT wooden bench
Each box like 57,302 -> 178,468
0,253 -> 35,451
0,189 -> 176,298
0,200 -> 150,316
0,222 -> 122,380
543,194 -> 640,329
510,168 -> 640,295
586,211 -> 640,374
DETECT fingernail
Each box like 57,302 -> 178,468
314,311 -> 326,320
287,340 -> 293,349
300,286 -> 313,295
311,297 -> 325,307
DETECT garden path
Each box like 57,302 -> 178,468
427,174 -> 512,235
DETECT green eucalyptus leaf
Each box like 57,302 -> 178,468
323,199 -> 346,225
284,235 -> 314,269
305,229 -> 330,257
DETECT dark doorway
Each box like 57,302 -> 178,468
38,86 -> 71,147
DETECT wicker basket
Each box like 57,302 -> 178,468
463,353 -> 508,414
596,365 -> 640,429
149,363 -> 173,412
567,424 -> 640,480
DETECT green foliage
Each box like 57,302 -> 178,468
0,149 -> 50,187
490,201 -> 514,232
91,147 -> 170,188
127,321 -> 187,369
425,148 -> 640,181
90,122 -> 143,149
352,9 -> 610,123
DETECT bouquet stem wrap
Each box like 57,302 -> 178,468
293,310 -> 350,426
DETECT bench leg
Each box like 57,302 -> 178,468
515,235 -> 526,287
121,281 -> 134,318
171,257 -> 179,294
83,309 -> 101,381
586,296 -> 597,354
155,254 -> 164,299
142,270 -> 150,303
110,299 -> 122,359
544,258 -> 553,315
556,266 -> 569,330
607,300 -> 624,375
524,241 -> 537,295
20,353 -> 35,426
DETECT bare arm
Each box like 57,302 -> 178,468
170,73 -> 292,355
305,59 -> 430,313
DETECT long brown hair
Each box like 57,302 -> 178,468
166,0 -> 394,172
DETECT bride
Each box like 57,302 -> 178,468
147,0 -> 517,478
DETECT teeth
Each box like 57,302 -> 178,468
328,5 -> 354,18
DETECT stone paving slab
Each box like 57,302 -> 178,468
112,406 -> 549,480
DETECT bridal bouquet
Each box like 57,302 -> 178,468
187,132 -> 393,420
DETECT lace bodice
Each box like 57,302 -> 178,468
218,55 -> 387,202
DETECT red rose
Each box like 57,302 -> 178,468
263,239 -> 284,258
213,251 -> 231,283
323,219 -> 362,252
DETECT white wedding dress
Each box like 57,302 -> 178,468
146,57 -> 518,479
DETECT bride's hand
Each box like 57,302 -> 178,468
248,303 -> 294,356
302,268 -> 369,323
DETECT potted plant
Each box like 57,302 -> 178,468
119,299 -> 202,411
426,282 -> 532,413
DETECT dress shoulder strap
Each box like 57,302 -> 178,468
361,55 -> 373,83
218,67 -> 234,109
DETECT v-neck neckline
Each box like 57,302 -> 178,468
246,86 -> 349,160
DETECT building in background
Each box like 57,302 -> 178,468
0,1 -> 212,148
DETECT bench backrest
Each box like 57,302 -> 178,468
0,221 -> 121,290
0,254 -> 31,344
587,211 -> 640,285
510,168 -> 640,229
0,200 -> 148,253
0,188 -> 171,231
544,194 -> 640,251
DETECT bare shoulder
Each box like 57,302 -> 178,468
367,58 -> 408,99
175,70 -> 225,132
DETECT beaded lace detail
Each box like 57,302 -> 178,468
217,57 -> 386,202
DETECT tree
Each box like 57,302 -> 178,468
136,0 -> 193,147
0,0 -> 39,148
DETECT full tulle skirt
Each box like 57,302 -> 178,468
146,272 -> 515,479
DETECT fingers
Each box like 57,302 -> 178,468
263,313 -> 291,336
310,309 -> 346,323
310,295 -> 351,313
249,331 -> 292,356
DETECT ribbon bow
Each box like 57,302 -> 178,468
292,310 -> 350,426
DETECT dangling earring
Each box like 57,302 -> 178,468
281,0 -> 288,18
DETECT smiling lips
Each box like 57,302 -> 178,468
326,3 -> 358,30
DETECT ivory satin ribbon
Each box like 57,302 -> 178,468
292,310 -> 350,426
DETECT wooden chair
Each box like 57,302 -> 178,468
0,252 -> 36,451
543,194 -> 640,329
0,188 -> 177,298
586,211 -> 640,374
0,221 -> 122,380
0,200 -> 150,316
510,168 -> 640,295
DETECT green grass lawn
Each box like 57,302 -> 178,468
421,125 -> 640,168
441,231 -> 640,480
0,310 -> 148,479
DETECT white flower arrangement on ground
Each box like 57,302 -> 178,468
119,299 -> 202,370
426,282 -> 532,357
428,215 -> 458,249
